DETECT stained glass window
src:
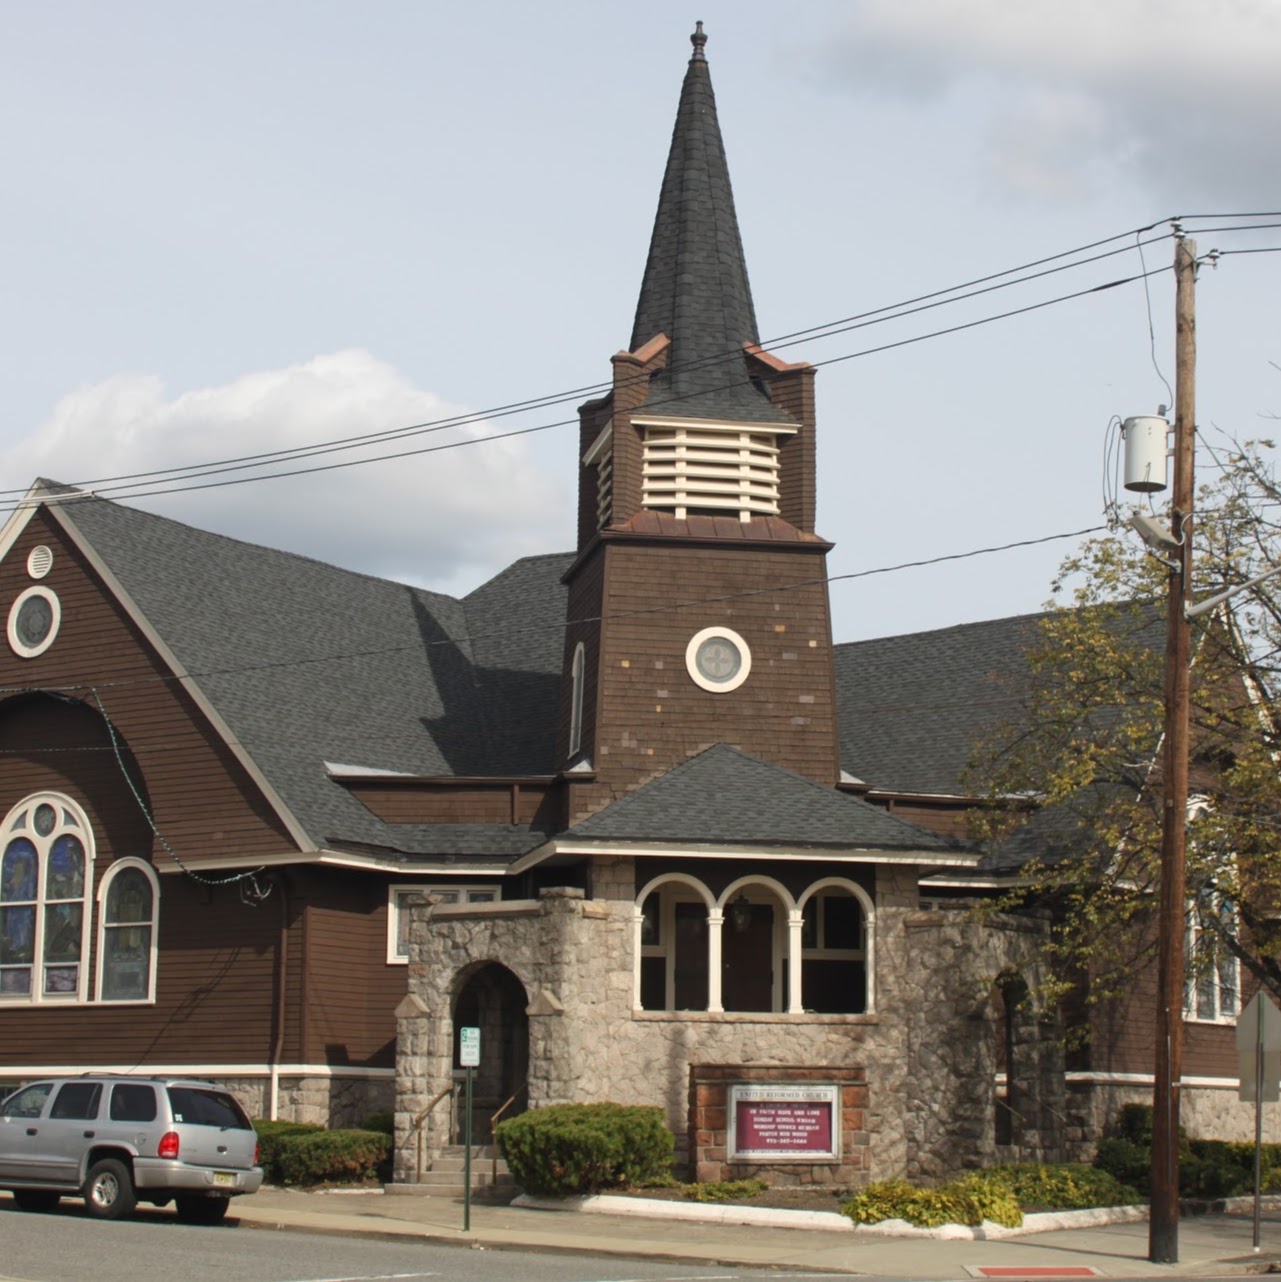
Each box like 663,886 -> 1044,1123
99,862 -> 158,1002
0,794 -> 94,1002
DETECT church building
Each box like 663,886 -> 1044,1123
0,27 -> 1245,1187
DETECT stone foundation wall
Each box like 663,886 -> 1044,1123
1064,1078 -> 1281,1154
194,1073 -> 394,1126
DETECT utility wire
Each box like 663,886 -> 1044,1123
0,262 -> 1173,513
4,214 -> 1273,509
0,221 -> 1181,503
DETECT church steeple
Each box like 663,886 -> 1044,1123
629,23 -> 791,425
557,23 -> 836,802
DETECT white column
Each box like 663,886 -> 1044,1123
707,908 -> 724,1012
787,909 -> 805,1014
632,906 -> 644,1010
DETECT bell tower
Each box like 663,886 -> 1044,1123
558,24 -> 839,819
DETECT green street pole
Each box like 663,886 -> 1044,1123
463,1064 -> 473,1233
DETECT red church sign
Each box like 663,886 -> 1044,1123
728,1084 -> 839,1160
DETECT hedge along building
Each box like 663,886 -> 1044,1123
394,25 -> 1071,1187
0,27 -> 1248,1184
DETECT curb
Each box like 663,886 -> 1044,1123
513,1192 -> 853,1232
512,1192 -> 1154,1240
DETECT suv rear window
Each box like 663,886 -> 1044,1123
166,1086 -> 252,1129
110,1083 -> 158,1122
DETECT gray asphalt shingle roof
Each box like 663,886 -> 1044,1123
833,613 -> 1047,796
567,743 -> 956,853
44,487 -> 1144,874
629,36 -> 792,426
56,492 -> 571,856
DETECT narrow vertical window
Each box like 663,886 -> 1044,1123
569,642 -> 586,758
97,860 -> 160,1003
1185,891 -> 1239,1023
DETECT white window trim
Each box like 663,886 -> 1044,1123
94,858 -> 160,1005
685,626 -> 752,694
797,878 -> 876,1015
387,884 -> 498,964
0,791 -> 93,1004
7,585 -> 61,659
634,873 -> 873,1017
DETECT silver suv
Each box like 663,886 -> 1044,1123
0,1075 -> 263,1223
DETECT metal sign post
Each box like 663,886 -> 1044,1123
1236,993 -> 1281,1252
459,1026 -> 480,1233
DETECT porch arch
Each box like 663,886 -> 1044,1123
450,961 -> 529,1140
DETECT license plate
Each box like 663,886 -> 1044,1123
213,1171 -> 235,1187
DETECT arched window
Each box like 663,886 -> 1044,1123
797,882 -> 871,1014
636,875 -> 713,1011
568,642 -> 586,758
96,859 -> 160,1003
0,793 -> 93,1002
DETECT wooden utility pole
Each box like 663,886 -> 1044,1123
1149,235 -> 1197,1265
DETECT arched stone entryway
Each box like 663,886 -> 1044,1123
452,962 -> 529,1140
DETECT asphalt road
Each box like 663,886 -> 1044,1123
0,1201 -> 828,1282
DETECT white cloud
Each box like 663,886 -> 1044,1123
2,349 -> 570,595
819,0 -> 1281,204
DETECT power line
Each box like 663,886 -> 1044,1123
0,220 -> 1183,504
0,260 -> 1174,513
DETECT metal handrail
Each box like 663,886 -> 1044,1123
489,1080 -> 528,1185
413,1082 -> 459,1182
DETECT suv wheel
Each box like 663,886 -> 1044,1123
83,1158 -> 137,1220
174,1195 -> 229,1225
12,1190 -> 61,1212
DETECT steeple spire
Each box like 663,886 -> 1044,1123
629,24 -> 791,424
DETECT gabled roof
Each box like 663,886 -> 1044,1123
629,26 -> 792,426
38,489 -> 571,856
565,743 -> 958,854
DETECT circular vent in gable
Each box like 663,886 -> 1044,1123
27,546 -> 54,579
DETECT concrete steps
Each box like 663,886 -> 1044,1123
412,1145 -> 516,1198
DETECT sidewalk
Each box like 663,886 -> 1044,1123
232,1185 -> 1281,1278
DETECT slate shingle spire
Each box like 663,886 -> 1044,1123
630,23 -> 792,425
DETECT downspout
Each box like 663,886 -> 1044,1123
268,872 -> 289,1121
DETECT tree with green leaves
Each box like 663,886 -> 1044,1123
967,438 -> 1281,1024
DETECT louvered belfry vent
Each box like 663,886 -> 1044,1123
639,418 -> 789,522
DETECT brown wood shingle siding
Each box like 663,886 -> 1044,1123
0,511 -> 300,865
296,869 -> 405,1067
569,540 -> 839,821
0,510 -> 303,1067
345,781 -> 556,827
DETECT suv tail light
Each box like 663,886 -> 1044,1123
158,1131 -> 180,1159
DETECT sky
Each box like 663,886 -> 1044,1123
1,0 -> 1278,642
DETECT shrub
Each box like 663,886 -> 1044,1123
495,1103 -> 675,1196
1094,1119 -> 1281,1201
252,1119 -> 324,1183
1114,1102 -> 1156,1145
1095,1136 -> 1156,1195
984,1162 -> 1139,1210
362,1111 -> 394,1136
274,1128 -> 391,1186
685,1178 -> 769,1202
843,1175 -> 1022,1229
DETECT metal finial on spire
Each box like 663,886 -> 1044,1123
690,21 -> 707,60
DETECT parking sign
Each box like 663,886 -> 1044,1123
460,1026 -> 480,1067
